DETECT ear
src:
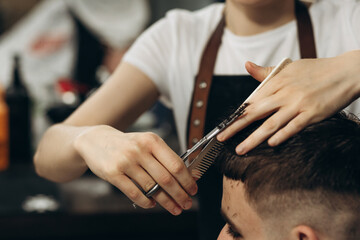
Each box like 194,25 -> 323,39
290,225 -> 320,240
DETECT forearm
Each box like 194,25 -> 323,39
338,50 -> 360,100
33,124 -> 90,182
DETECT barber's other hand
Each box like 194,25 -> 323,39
217,50 -> 360,154
73,125 -> 197,215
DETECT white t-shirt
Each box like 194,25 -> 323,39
123,0 -> 360,151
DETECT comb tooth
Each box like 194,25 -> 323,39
195,167 -> 205,172
195,166 -> 206,172
192,172 -> 202,178
204,155 -> 215,160
192,172 -> 200,177
202,160 -> 212,164
191,169 -> 201,175
196,172 -> 204,177
200,160 -> 212,166
198,164 -> 210,170
199,164 -> 211,170
197,164 -> 210,171
189,140 -> 224,179
198,163 -> 208,168
198,165 -> 210,170
204,156 -> 215,161
197,166 -> 207,172
201,165 -> 212,169
202,158 -> 214,164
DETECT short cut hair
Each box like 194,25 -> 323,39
218,111 -> 360,240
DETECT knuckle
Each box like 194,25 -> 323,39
136,132 -> 162,151
158,173 -> 174,186
289,120 -> 303,132
121,145 -> 141,163
310,114 -> 324,124
103,165 -> 120,180
263,119 -> 279,132
142,132 -> 160,144
144,180 -> 156,192
174,191 -> 189,203
114,158 -> 131,173
245,103 -> 256,114
289,118 -> 307,133
122,151 -> 137,164
182,180 -> 195,192
266,67 -> 274,76
128,188 -> 141,201
170,161 -> 185,175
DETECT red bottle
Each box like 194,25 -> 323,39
0,84 -> 9,171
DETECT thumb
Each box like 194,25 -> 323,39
245,61 -> 274,82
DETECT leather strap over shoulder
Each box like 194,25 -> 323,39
187,0 -> 316,149
295,0 -> 317,59
187,16 -> 225,149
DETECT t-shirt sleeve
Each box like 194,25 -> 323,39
123,15 -> 175,101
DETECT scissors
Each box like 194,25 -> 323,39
142,58 -> 292,198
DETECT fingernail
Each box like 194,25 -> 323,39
268,137 -> 278,146
173,207 -> 182,215
236,144 -> 246,155
190,184 -> 198,196
217,133 -> 224,141
249,61 -> 258,68
184,199 -> 192,210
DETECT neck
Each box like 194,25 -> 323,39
225,0 -> 296,36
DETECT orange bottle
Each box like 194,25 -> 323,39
0,84 -> 9,171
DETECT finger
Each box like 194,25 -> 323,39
235,107 -> 298,155
148,135 -> 198,197
126,165 -> 158,196
245,61 -> 289,103
152,189 -> 184,216
129,168 -> 184,216
268,112 -> 313,146
217,96 -> 279,141
245,61 -> 274,82
110,174 -> 156,209
141,154 -> 194,211
120,165 -> 184,216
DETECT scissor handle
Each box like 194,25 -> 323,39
142,58 -> 292,199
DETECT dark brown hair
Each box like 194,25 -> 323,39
218,111 -> 360,239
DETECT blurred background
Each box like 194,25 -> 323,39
0,0 -> 221,239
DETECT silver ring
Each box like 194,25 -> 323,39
145,184 -> 160,198
132,184 -> 160,208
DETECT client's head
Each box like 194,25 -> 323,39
217,112 -> 360,240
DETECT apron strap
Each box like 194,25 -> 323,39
187,16 -> 226,148
187,0 -> 317,149
295,0 -> 317,59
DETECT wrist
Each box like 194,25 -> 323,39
73,125 -> 105,155
72,125 -> 120,166
338,50 -> 360,100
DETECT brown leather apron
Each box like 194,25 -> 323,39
188,0 -> 316,149
189,1 -> 317,239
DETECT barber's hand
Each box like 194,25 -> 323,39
73,125 -> 197,215
217,51 -> 360,154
